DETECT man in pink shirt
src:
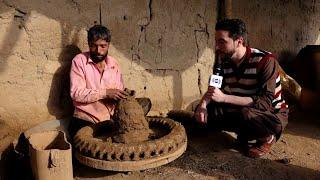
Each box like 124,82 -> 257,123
69,25 -> 150,138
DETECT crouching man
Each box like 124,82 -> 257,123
195,19 -> 289,158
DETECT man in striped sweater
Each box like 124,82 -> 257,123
195,19 -> 289,158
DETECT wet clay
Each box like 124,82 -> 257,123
112,89 -> 150,143
74,117 -> 187,162
73,89 -> 187,171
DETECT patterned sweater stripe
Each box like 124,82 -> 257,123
222,48 -> 288,112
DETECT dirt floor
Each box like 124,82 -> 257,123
0,110 -> 319,179
72,110 -> 320,180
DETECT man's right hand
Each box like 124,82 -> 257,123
105,89 -> 129,100
195,106 -> 208,124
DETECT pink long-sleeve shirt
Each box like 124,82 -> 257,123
70,52 -> 124,123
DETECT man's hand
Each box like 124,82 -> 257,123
195,106 -> 208,124
205,86 -> 226,103
105,89 -> 129,100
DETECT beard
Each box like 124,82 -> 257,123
90,51 -> 108,63
216,43 -> 236,61
218,48 -> 235,59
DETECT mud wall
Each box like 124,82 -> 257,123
0,0 -> 215,131
233,0 -> 320,68
0,0 -> 319,131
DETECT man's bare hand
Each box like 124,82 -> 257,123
205,86 -> 226,103
195,106 -> 208,124
106,89 -> 129,100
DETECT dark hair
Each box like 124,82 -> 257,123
215,19 -> 248,45
87,25 -> 111,43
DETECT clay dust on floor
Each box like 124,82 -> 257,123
73,110 -> 320,179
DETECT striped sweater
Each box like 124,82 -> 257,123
221,47 -> 288,113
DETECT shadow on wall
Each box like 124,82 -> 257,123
0,0 -> 88,120
277,50 -> 297,75
9,1 -> 319,119
46,44 -> 81,119
0,0 -> 216,119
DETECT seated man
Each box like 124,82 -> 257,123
69,25 -> 150,138
195,19 -> 289,158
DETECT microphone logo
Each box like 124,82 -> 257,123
209,74 -> 223,88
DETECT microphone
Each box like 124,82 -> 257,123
208,54 -> 223,88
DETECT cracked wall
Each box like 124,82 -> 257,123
1,0 -> 319,132
233,0 -> 320,69
0,0 -> 215,131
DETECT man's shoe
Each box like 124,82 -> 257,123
247,135 -> 276,158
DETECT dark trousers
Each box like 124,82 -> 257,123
68,117 -> 93,141
206,103 -> 288,140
